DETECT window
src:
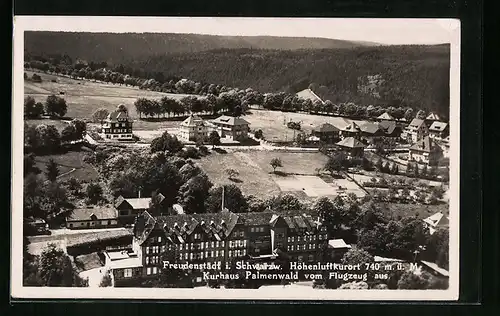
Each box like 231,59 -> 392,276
189,253 -> 193,260
124,269 -> 132,278
313,244 -> 316,249
147,267 -> 152,275
287,237 -> 291,242
161,245 -> 165,253
243,240 -> 247,247
201,252 -> 204,259
308,255 -> 314,262
211,241 -> 215,248
250,227 -> 254,233
184,253 -> 188,260
180,244 -> 183,250
297,236 -> 301,242
211,251 -> 214,258
107,220 -> 111,225
291,236 -> 295,242
220,250 -> 224,257
152,267 -> 158,274
205,241 -> 209,248
221,241 -> 225,247
216,241 -> 219,248
158,236 -> 162,243
229,250 -> 233,257
215,250 -> 219,257
145,257 -> 150,265
69,223 -> 73,228
194,233 -> 201,239
243,249 -> 246,256
291,245 -> 295,251
146,247 -> 150,254
319,235 -> 323,240
200,243 -> 204,250
287,246 -> 291,251
239,231 -> 244,237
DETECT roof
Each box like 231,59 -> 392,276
409,136 -> 442,153
429,121 -> 448,132
180,114 -> 205,127
106,109 -> 131,122
336,137 -> 366,148
378,120 -> 397,135
328,239 -> 351,249
374,256 -> 404,262
108,257 -> 143,270
296,88 -> 324,104
212,115 -> 250,126
420,260 -> 449,277
358,122 -> 380,135
66,208 -> 117,221
341,121 -> 361,133
408,118 -> 425,129
422,212 -> 449,228
377,112 -> 395,120
115,197 -> 153,210
312,123 -> 340,133
105,250 -> 136,261
426,113 -> 441,121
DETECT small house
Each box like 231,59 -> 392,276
211,115 -> 250,141
340,121 -> 362,139
295,88 -> 324,105
336,137 -> 366,158
408,136 -> 443,165
425,112 -> 442,127
402,118 -> 429,143
327,239 -> 352,261
422,212 -> 449,235
179,114 -> 208,142
377,112 -> 395,121
66,207 -> 118,229
378,120 -> 401,137
358,121 -> 384,137
311,123 -> 340,143
115,193 -> 165,224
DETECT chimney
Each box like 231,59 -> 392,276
200,221 -> 205,226
138,190 -> 141,199
183,222 -> 188,228
210,220 -> 215,227
174,222 -> 179,229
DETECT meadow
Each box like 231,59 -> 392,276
33,150 -> 99,182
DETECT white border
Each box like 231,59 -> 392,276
11,16 -> 460,301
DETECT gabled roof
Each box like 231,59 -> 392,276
180,114 -> 205,127
378,120 -> 397,135
377,112 -> 395,120
336,137 -> 366,148
107,109 -> 131,122
420,260 -> 449,277
408,118 -> 426,129
426,113 -> 441,121
422,212 -> 449,228
66,208 -> 117,221
115,196 -> 154,210
429,121 -> 448,132
212,115 -> 250,126
409,136 -> 442,153
312,123 -> 340,133
296,88 -> 324,104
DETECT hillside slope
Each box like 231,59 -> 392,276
130,45 -> 450,116
24,31 -> 374,63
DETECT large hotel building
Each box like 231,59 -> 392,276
106,209 -> 343,286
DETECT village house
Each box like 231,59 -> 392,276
65,207 -> 119,229
178,114 -> 208,142
425,112 -> 442,127
408,136 -> 443,165
311,123 -> 340,143
378,120 -> 402,138
100,105 -> 134,140
210,115 -> 250,141
402,118 -> 429,143
422,212 -> 449,235
115,193 -> 165,225
339,121 -> 362,139
358,121 -> 385,138
428,121 -> 449,140
327,239 -> 352,261
336,137 -> 366,158
110,209 -> 329,286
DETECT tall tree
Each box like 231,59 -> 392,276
45,159 -> 59,182
270,157 -> 283,173
208,131 -> 221,149
38,243 -> 88,287
92,108 -> 110,126
45,95 -> 67,117
86,182 -> 104,204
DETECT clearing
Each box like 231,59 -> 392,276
33,150 -> 99,181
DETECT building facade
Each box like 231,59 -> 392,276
428,121 -> 449,140
101,106 -> 134,140
178,114 -> 208,142
115,194 -> 165,225
210,115 -> 250,141
111,210 -> 329,285
311,123 -> 340,143
65,208 -> 119,229
402,118 -> 429,143
408,136 -> 443,165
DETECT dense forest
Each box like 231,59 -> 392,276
24,32 -> 450,117
24,32 -> 372,62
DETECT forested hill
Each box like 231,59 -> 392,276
130,45 -> 451,116
24,31 -> 374,62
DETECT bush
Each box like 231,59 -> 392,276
286,121 -> 301,130
198,145 -> 209,156
254,129 -> 264,139
178,147 -> 200,159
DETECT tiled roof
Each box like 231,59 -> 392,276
312,123 -> 340,133
336,137 -> 366,148
429,121 -> 448,132
115,196 -> 156,210
358,122 -> 380,135
328,239 -> 351,249
422,212 -> 449,228
212,115 -> 250,126
237,212 -> 275,226
66,208 -> 117,221
426,113 -> 441,121
296,88 -> 324,104
409,136 -> 441,153
181,114 -> 205,127
420,260 -> 449,277
377,112 -> 395,120
408,118 -> 425,129
341,121 -> 361,133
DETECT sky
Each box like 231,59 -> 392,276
16,16 -> 459,45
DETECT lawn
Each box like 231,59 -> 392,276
74,252 -> 104,272
376,202 -> 449,220
245,109 -> 366,142
33,150 -> 99,181
24,71 -> 201,122
245,150 -> 329,175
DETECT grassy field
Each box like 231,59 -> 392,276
197,150 -> 348,199
24,71 -> 200,123
33,150 -> 99,181
376,202 -> 449,220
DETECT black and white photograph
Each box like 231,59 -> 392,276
12,16 -> 460,300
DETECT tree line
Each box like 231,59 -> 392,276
24,120 -> 86,154
25,53 -> 442,122
24,95 -> 68,118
